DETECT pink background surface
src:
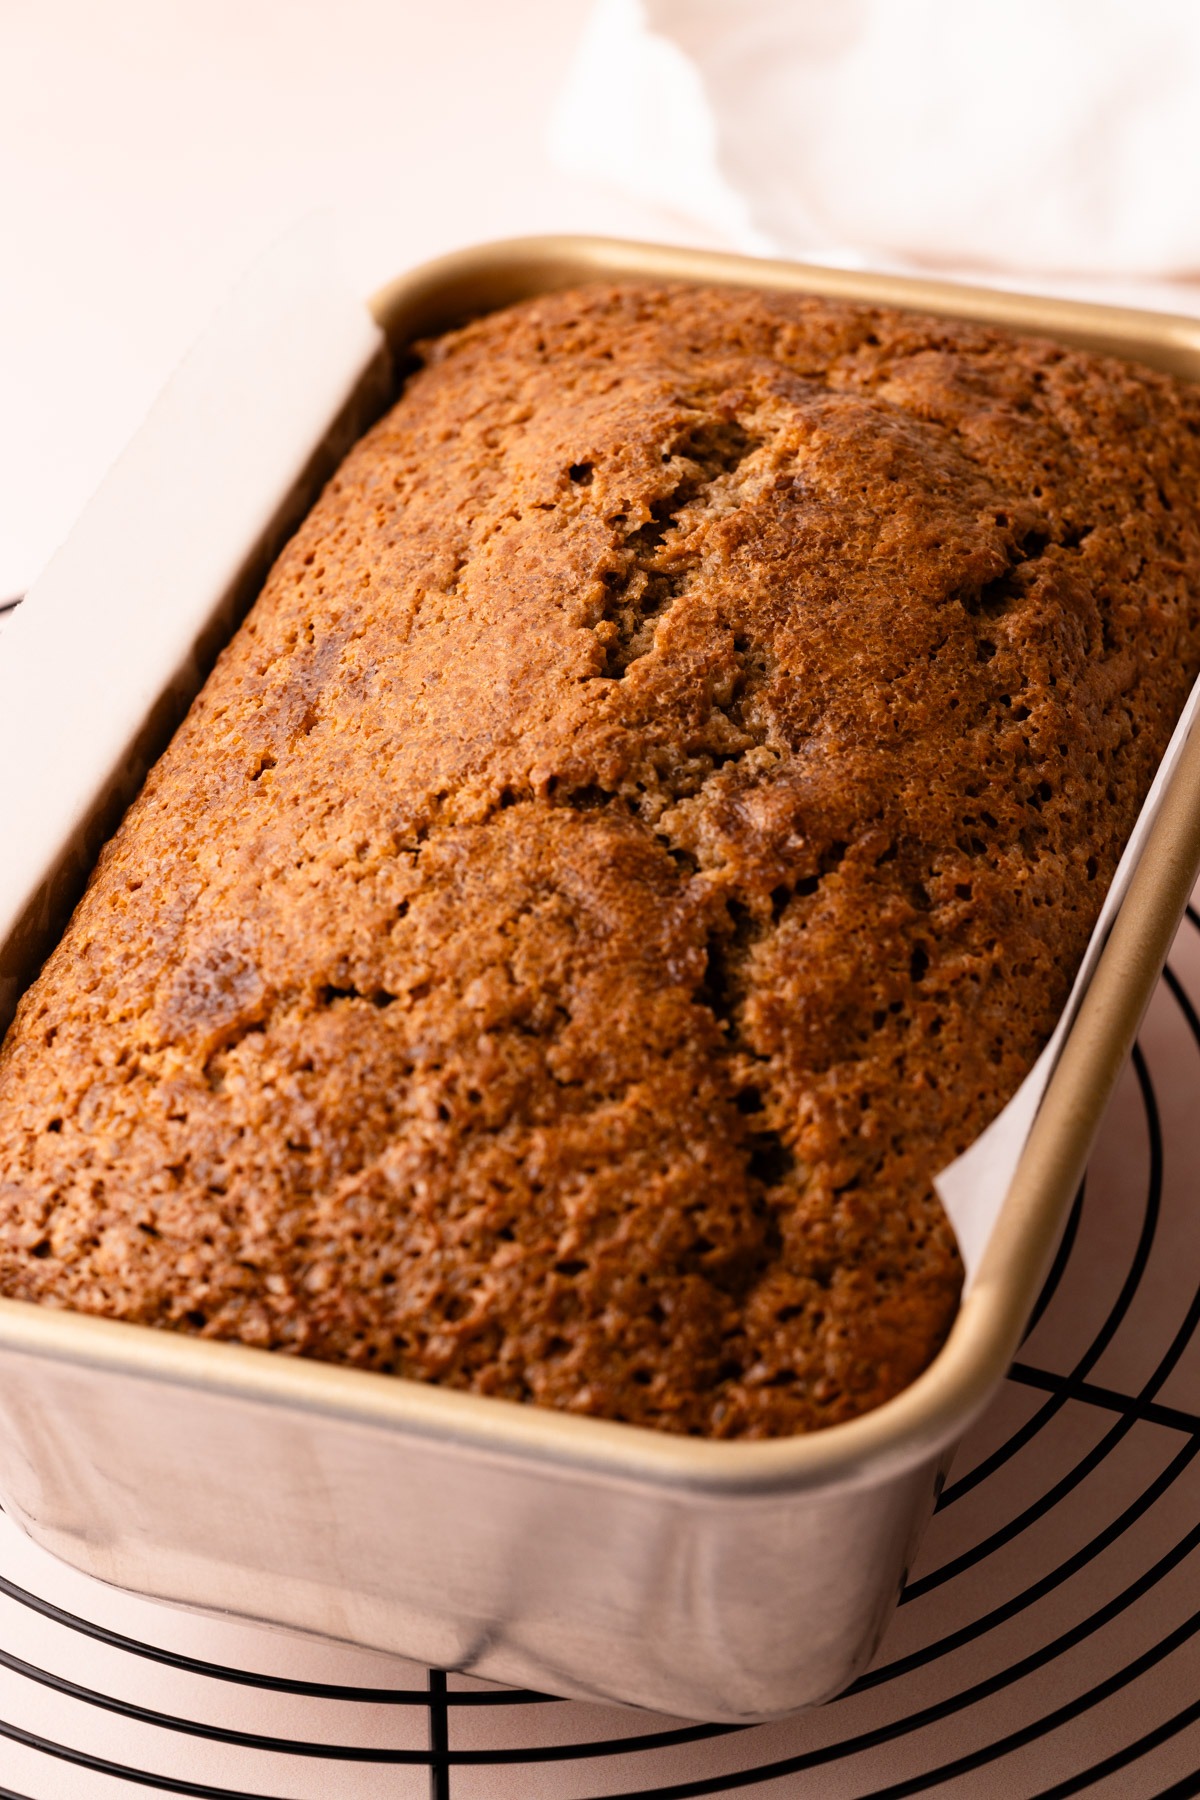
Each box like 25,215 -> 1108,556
3,5 -> 1200,1792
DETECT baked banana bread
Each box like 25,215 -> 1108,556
2,282 -> 1199,1437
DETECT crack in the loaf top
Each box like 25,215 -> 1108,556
694,899 -> 800,1216
959,523 -> 1090,621
591,413 -> 765,679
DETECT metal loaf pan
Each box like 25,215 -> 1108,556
1,238 -> 1199,1724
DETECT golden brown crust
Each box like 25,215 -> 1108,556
3,282 -> 1200,1436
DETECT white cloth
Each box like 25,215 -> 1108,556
552,0 -> 1200,303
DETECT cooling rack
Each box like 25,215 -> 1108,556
0,589 -> 1198,1796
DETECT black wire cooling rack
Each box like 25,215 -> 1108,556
0,594 -> 1198,1794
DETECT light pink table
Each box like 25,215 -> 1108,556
3,6 -> 1200,1791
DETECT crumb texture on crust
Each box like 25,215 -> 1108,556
2,283 -> 1200,1438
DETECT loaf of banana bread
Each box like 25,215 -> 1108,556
2,282 -> 1198,1437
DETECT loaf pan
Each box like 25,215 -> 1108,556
0,238 -> 1199,1725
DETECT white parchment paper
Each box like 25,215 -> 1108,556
0,226 -> 385,1014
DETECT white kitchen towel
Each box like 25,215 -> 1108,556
552,0 -> 1200,295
